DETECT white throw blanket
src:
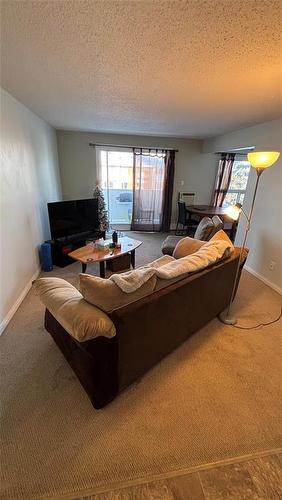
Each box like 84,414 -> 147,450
110,239 -> 233,293
109,255 -> 173,293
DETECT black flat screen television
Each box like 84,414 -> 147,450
48,198 -> 99,239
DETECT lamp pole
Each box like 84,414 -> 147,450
219,151 -> 279,326
220,170 -> 263,325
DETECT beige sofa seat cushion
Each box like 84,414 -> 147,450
80,272 -> 157,312
35,277 -> 116,341
173,237 -> 205,259
194,217 -> 214,241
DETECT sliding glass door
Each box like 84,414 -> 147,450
96,147 -> 133,226
131,150 -> 166,231
96,146 -> 175,231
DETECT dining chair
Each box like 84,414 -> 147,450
175,201 -> 198,235
178,192 -> 195,205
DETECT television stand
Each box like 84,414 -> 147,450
46,230 -> 105,267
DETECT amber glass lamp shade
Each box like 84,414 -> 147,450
247,151 -> 280,169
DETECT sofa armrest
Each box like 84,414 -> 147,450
34,277 -> 116,341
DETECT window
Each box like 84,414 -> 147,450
96,148 -> 133,224
223,159 -> 251,207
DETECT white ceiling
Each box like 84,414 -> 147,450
1,0 -> 282,138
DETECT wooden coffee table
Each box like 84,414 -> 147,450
69,236 -> 142,278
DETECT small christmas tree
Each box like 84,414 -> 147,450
93,184 -> 109,231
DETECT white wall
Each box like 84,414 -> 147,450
0,88 -> 62,332
203,118 -> 282,293
56,130 -> 217,226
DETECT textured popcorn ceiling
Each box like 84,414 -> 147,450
1,0 -> 281,137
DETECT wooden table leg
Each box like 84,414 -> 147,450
82,263 -> 87,273
99,261 -> 106,278
130,250 -> 135,269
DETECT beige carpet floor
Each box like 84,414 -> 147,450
1,232 -> 282,499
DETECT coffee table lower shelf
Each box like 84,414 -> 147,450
81,250 -> 135,278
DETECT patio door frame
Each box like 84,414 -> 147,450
95,145 -> 133,230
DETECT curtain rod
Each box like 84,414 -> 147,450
216,151 -> 248,157
89,142 -> 178,152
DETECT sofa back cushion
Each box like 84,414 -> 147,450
80,272 -> 157,312
173,236 -> 205,259
194,217 -> 214,241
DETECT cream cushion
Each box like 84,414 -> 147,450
80,272 -> 157,312
173,237 -> 205,259
35,277 -> 116,341
209,229 -> 233,246
208,230 -> 234,258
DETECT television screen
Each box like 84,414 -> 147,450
48,198 -> 99,239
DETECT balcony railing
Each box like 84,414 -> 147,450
224,189 -> 246,207
103,188 -> 133,224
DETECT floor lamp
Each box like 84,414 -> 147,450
219,151 -> 280,325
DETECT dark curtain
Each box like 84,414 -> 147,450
212,153 -> 235,207
131,148 -> 175,231
162,150 -> 175,231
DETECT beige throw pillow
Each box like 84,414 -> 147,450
34,277 -> 116,341
194,217 -> 214,241
173,237 -> 205,259
208,229 -> 234,257
80,272 -> 157,312
209,229 -> 233,245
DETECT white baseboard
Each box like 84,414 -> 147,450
0,268 -> 41,335
244,265 -> 282,296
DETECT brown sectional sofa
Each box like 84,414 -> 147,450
44,247 -> 245,409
